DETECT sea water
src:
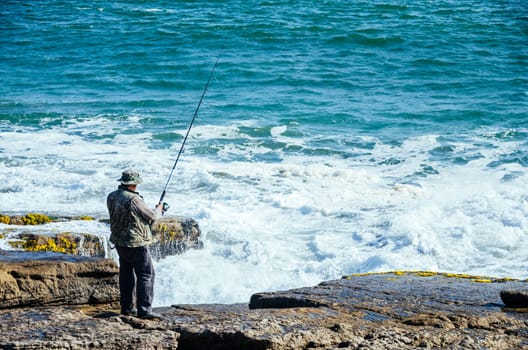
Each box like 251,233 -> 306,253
1,0 -> 527,305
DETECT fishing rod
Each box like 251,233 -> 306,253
158,49 -> 222,206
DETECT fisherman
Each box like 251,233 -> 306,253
107,169 -> 165,319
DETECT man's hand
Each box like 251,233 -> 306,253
155,202 -> 170,216
155,203 -> 163,216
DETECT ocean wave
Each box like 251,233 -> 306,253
2,0 -> 527,305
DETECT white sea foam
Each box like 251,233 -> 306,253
0,121 -> 527,305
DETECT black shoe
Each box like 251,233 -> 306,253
138,312 -> 163,320
121,309 -> 137,316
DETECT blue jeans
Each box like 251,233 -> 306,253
116,246 -> 155,315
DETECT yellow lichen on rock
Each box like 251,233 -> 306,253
444,273 -> 474,279
153,222 -> 184,242
22,213 -> 52,225
0,213 -> 99,225
31,238 -> 64,253
58,235 -> 78,252
342,271 -> 519,284
0,213 -> 53,225
416,271 -> 438,277
472,278 -> 492,283
14,234 -> 78,254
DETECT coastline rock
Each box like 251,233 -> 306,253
500,290 -> 528,308
1,213 -> 203,259
150,216 -> 203,261
1,270 -> 527,349
7,232 -> 106,257
162,273 -> 528,350
0,306 -> 179,350
0,213 -> 96,225
0,250 -> 119,309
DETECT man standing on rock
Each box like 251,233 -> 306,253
107,169 -> 164,319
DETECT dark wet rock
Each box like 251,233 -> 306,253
500,290 -> 528,308
248,272 -> 526,317
1,271 -> 527,349
0,250 -> 119,309
249,293 -> 328,309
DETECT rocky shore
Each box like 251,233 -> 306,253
1,251 -> 527,350
0,214 -> 202,261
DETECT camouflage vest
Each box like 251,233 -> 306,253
107,187 -> 153,248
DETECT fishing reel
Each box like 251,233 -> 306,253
156,202 -> 170,215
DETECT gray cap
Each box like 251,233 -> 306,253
118,170 -> 143,185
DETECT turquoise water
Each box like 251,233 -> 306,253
1,1 -> 527,304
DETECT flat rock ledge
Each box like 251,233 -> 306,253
1,256 -> 527,350
0,251 -> 119,309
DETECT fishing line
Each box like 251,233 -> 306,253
159,48 -> 223,205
